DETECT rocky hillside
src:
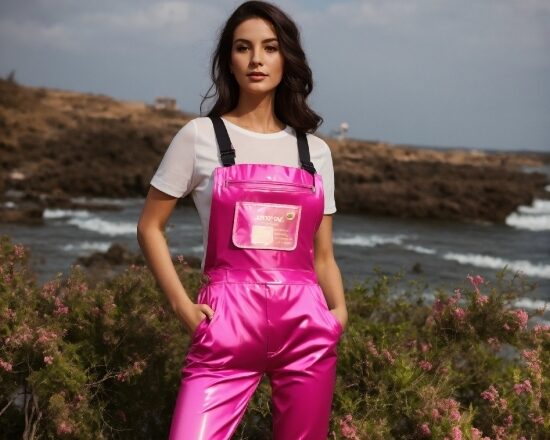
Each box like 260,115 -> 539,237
1,78 -> 548,225
329,139 -> 549,223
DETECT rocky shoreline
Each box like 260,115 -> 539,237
1,78 -> 549,226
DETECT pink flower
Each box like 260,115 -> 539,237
492,425 -> 506,438
419,360 -> 433,371
522,349 -> 542,378
73,393 -> 85,408
513,379 -> 532,395
5,324 -> 33,347
467,273 -> 485,294
448,291 -> 462,306
339,414 -> 360,440
56,421 -> 73,435
470,427 -> 483,440
41,280 -> 59,299
381,349 -> 395,365
35,327 -> 59,346
419,423 -> 431,436
512,309 -> 528,330
532,323 -> 550,337
14,244 -> 25,258
432,298 -> 445,316
437,398 -> 461,421
451,426 -> 462,440
453,307 -> 466,321
0,359 -> 13,372
2,307 -> 16,320
366,340 -> 379,357
481,385 -> 499,404
529,413 -> 544,425
431,408 -> 442,420
115,371 -> 129,382
420,342 -> 431,353
503,322 -> 511,331
449,409 -> 461,422
503,414 -> 513,428
54,297 -> 69,316
44,356 -> 54,365
475,293 -> 489,306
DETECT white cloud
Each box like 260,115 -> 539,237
0,0 -> 548,150
0,19 -> 79,51
80,1 -> 192,31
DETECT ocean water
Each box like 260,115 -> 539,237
2,180 -> 549,324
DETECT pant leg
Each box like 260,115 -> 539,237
169,368 -> 263,440
266,283 -> 343,440
169,282 -> 269,440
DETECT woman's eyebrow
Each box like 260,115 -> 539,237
233,38 -> 279,44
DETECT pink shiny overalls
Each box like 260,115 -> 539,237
168,116 -> 344,440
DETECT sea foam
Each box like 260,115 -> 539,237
506,199 -> 550,231
61,241 -> 112,253
43,208 -> 92,219
442,252 -> 550,279
333,233 -> 408,247
67,216 -> 136,236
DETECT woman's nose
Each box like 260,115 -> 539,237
250,49 -> 263,66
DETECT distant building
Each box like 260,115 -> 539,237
154,97 -> 178,111
338,122 -> 349,141
329,121 -> 350,141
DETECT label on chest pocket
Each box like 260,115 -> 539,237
232,201 -> 301,251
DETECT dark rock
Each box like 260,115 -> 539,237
1,78 -> 548,225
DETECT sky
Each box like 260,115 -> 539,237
1,0 -> 549,152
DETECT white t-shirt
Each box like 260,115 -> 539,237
149,116 -> 337,268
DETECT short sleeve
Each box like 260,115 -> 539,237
150,119 -> 197,198
319,141 -> 337,215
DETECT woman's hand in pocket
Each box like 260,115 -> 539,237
186,303 -> 215,336
329,306 -> 348,331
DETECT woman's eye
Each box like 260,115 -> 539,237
235,46 -> 278,53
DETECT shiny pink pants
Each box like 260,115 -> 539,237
168,268 -> 343,440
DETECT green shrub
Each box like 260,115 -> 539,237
1,235 -> 548,439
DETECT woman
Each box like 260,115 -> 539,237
137,1 -> 348,438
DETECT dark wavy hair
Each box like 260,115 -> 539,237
200,0 -> 323,134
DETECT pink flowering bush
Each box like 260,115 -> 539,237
1,235 -> 549,439
328,266 -> 549,439
0,235 -> 204,439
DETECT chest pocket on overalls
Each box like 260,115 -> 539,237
232,201 -> 302,251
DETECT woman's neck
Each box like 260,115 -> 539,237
223,93 -> 284,133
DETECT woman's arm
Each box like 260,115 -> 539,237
136,186 -> 213,335
313,214 -> 348,330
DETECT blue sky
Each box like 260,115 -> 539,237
1,0 -> 549,152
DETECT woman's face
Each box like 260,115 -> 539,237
230,17 -> 284,96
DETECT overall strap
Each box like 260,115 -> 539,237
296,129 -> 316,175
209,115 -> 235,166
209,115 -> 317,175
